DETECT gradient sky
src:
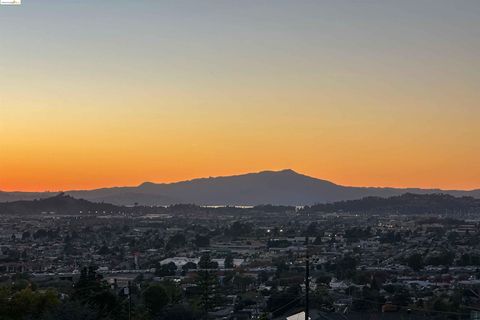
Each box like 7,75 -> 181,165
1,0 -> 479,191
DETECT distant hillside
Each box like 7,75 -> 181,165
1,193 -> 479,216
0,193 -> 123,215
1,170 -> 479,206
302,193 -> 480,214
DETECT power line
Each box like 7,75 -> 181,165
267,295 -> 304,318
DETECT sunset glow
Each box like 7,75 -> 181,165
1,1 -> 479,192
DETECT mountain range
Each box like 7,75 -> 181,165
1,169 -> 479,206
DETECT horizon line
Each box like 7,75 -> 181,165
1,169 -> 479,193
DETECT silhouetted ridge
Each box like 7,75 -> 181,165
0,193 -> 121,215
302,193 -> 480,214
1,169 -> 479,206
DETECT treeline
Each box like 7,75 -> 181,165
0,267 -> 203,320
405,251 -> 480,271
0,194 -> 297,216
302,193 -> 480,214
0,193 -> 143,215
6,192 -> 480,216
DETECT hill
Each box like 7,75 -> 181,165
1,170 -> 479,206
302,193 -> 480,214
0,193 -> 123,215
1,192 -> 479,216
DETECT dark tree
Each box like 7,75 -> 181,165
144,285 -> 170,316
159,304 -> 199,320
182,262 -> 197,272
197,270 -> 218,317
406,253 -> 424,271
198,252 -> 218,269
224,254 -> 234,269
194,234 -> 210,248
227,221 -> 253,238
155,262 -> 177,277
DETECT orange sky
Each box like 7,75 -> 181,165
1,1 -> 479,192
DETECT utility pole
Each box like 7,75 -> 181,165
305,235 -> 310,320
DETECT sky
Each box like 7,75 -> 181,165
1,0 -> 479,192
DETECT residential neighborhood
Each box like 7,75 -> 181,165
1,198 -> 480,319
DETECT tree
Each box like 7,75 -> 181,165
305,222 -> 318,237
194,234 -> 210,248
64,241 -> 78,256
380,231 -> 401,244
232,274 -> 255,292
97,245 -> 111,255
448,231 -> 460,242
391,287 -> 411,306
224,254 -> 234,269
267,239 -> 290,248
160,280 -> 182,305
160,304 -> 199,320
198,252 -> 218,269
274,259 -> 289,278
72,266 -> 103,302
144,285 -> 170,316
458,253 -> 480,266
406,253 -> 424,271
43,301 -> 97,320
89,290 -> 122,319
344,227 -> 371,242
155,262 -> 177,277
71,266 -> 124,319
7,288 -> 59,320
227,221 -> 253,238
258,270 -> 270,283
336,255 -> 357,279
34,229 -> 48,239
153,236 -> 165,249
353,287 -> 384,312
197,270 -> 218,317
312,287 -> 334,310
258,313 -> 269,320
182,262 -> 197,272
12,279 -> 30,291
166,234 -> 186,251
425,251 -> 454,266
315,273 -> 332,286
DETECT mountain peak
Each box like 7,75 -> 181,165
250,169 -> 301,177
271,169 -> 298,174
138,169 -> 301,187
